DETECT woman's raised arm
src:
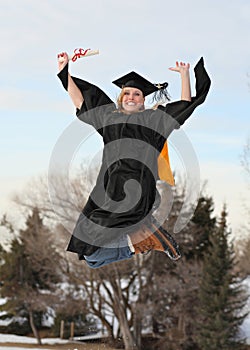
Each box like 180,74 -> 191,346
169,61 -> 191,102
57,52 -> 84,109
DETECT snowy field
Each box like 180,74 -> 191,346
0,348 -> 47,350
0,329 -> 249,349
0,333 -> 68,344
0,333 -> 68,350
0,333 -> 115,350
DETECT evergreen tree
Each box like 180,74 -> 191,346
189,196 -> 216,260
196,205 -> 247,350
163,189 -> 216,261
0,208 -> 63,344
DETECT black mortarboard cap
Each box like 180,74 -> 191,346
112,71 -> 158,97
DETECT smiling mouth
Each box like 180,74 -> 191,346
126,102 -> 137,106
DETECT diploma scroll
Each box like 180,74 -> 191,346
59,48 -> 99,63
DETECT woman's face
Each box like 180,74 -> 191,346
121,87 -> 145,113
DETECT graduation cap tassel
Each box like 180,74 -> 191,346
152,82 -> 171,103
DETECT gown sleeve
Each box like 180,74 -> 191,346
157,57 -> 211,127
57,63 -> 116,129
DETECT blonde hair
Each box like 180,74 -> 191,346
116,88 -> 126,111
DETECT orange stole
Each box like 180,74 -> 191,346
157,141 -> 175,186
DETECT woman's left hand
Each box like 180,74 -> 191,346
57,52 -> 69,72
169,61 -> 190,74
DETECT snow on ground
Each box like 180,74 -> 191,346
239,276 -> 250,345
73,331 -> 108,341
241,315 -> 250,345
0,333 -> 68,344
241,318 -> 250,345
0,348 -> 51,350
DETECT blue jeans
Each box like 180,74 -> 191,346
84,234 -> 134,268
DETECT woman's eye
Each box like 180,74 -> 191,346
124,92 -> 129,95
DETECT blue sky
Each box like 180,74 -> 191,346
1,0 -> 250,242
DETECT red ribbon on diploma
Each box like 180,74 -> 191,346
58,48 -> 99,63
71,48 -> 91,62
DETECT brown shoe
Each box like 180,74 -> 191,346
129,224 -> 181,261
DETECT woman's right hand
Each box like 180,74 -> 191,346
57,52 -> 69,71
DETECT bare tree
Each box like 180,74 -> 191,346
59,225 -> 150,350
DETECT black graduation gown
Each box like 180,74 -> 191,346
57,57 -> 211,259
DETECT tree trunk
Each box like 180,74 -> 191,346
133,305 -> 142,349
133,255 -> 144,350
117,306 -> 138,350
112,267 -> 138,350
28,309 -> 42,345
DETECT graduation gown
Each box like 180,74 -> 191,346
57,57 -> 211,259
